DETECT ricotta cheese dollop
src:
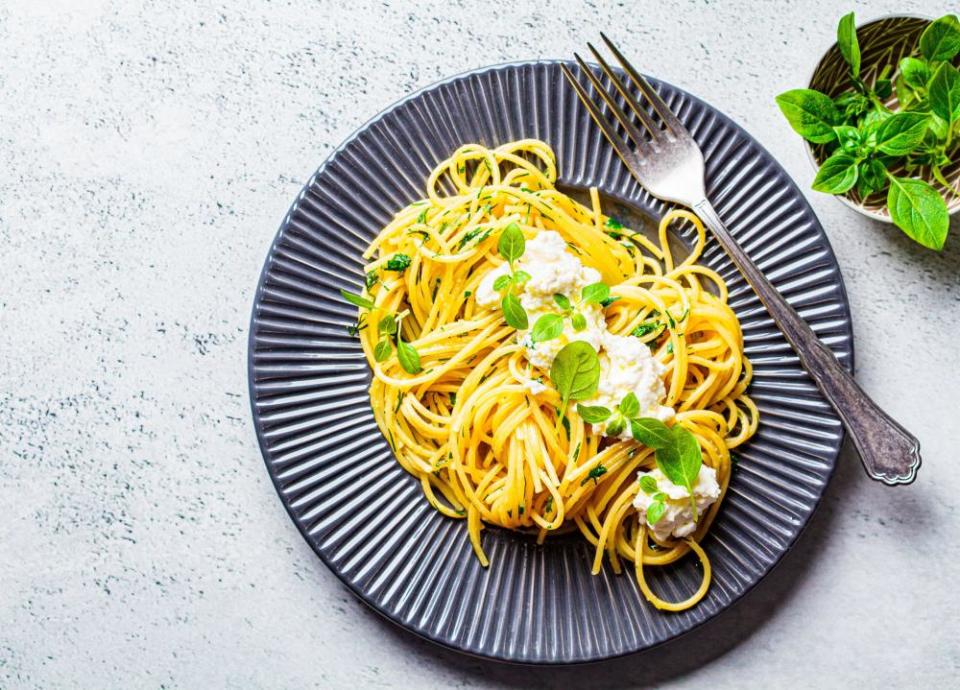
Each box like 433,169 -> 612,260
477,229 -> 674,430
632,466 -> 720,541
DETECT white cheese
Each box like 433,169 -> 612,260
632,465 -> 720,541
476,229 -> 675,431
579,332 -> 674,440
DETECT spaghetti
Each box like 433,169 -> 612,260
350,140 -> 758,611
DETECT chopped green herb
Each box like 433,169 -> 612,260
605,216 -> 624,230
386,254 -> 412,272
340,289 -> 375,310
365,271 -> 379,289
580,465 -> 608,486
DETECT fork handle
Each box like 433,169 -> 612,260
693,199 -> 921,485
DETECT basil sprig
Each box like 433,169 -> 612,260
494,223 -> 530,330
634,420 -> 705,522
339,289 -> 422,374
549,341 -> 601,433
776,12 -> 960,250
576,391 -> 641,438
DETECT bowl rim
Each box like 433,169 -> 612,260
800,12 -> 960,222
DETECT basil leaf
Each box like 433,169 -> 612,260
549,341 -> 601,431
919,14 -> 960,62
639,475 -> 659,495
774,89 -> 840,143
619,392 -> 640,419
929,62 -> 960,124
812,152 -> 859,194
834,125 -> 861,153
385,253 -> 412,272
396,337 -> 422,374
886,176 -> 949,250
513,270 -> 532,284
580,282 -> 610,305
874,78 -> 892,99
501,293 -> 528,329
837,12 -> 860,76
497,222 -> 525,262
530,313 -> 564,343
378,314 -> 397,335
576,404 -> 612,423
492,274 -> 511,291
339,289 -> 375,310
365,270 -> 379,289
646,500 -> 666,525
899,57 -> 931,90
856,159 -> 887,197
630,418 -> 674,448
374,338 -> 392,362
553,293 -> 572,310
571,312 -> 587,331
875,112 -> 930,155
656,426 -> 702,493
606,415 -> 626,437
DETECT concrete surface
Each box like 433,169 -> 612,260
1,0 -> 958,687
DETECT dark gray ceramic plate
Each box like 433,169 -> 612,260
248,61 -> 854,664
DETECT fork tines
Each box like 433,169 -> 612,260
561,33 -> 689,156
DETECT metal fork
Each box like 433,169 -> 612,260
561,35 -> 920,485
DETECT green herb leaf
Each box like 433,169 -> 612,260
530,313 -> 564,343
886,176 -> 949,250
929,62 -> 960,124
580,282 -> 610,305
576,404 -> 612,423
606,415 -> 626,437
492,274 -> 511,291
812,152 -> 859,194
837,12 -> 860,76
775,89 -> 840,144
619,392 -> 640,419
630,418 -> 674,448
570,312 -> 587,331
396,336 -> 422,374
365,270 -> 379,289
501,293 -> 529,329
385,254 -> 412,272
581,464 -> 608,486
553,293 -> 572,310
549,341 -> 601,432
655,426 -> 702,498
631,321 -> 662,338
339,289 -> 376,310
646,500 -> 666,525
899,57 -> 931,90
497,222 -> 526,262
639,475 -> 659,495
378,314 -> 397,335
599,296 -> 620,308
605,216 -> 624,230
513,270 -> 532,284
919,14 -> 960,62
875,112 -> 930,155
856,158 -> 887,197
834,125 -> 861,153
374,338 -> 392,362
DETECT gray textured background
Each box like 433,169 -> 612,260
1,1 -> 957,688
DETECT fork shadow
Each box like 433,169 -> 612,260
363,438 -> 861,688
